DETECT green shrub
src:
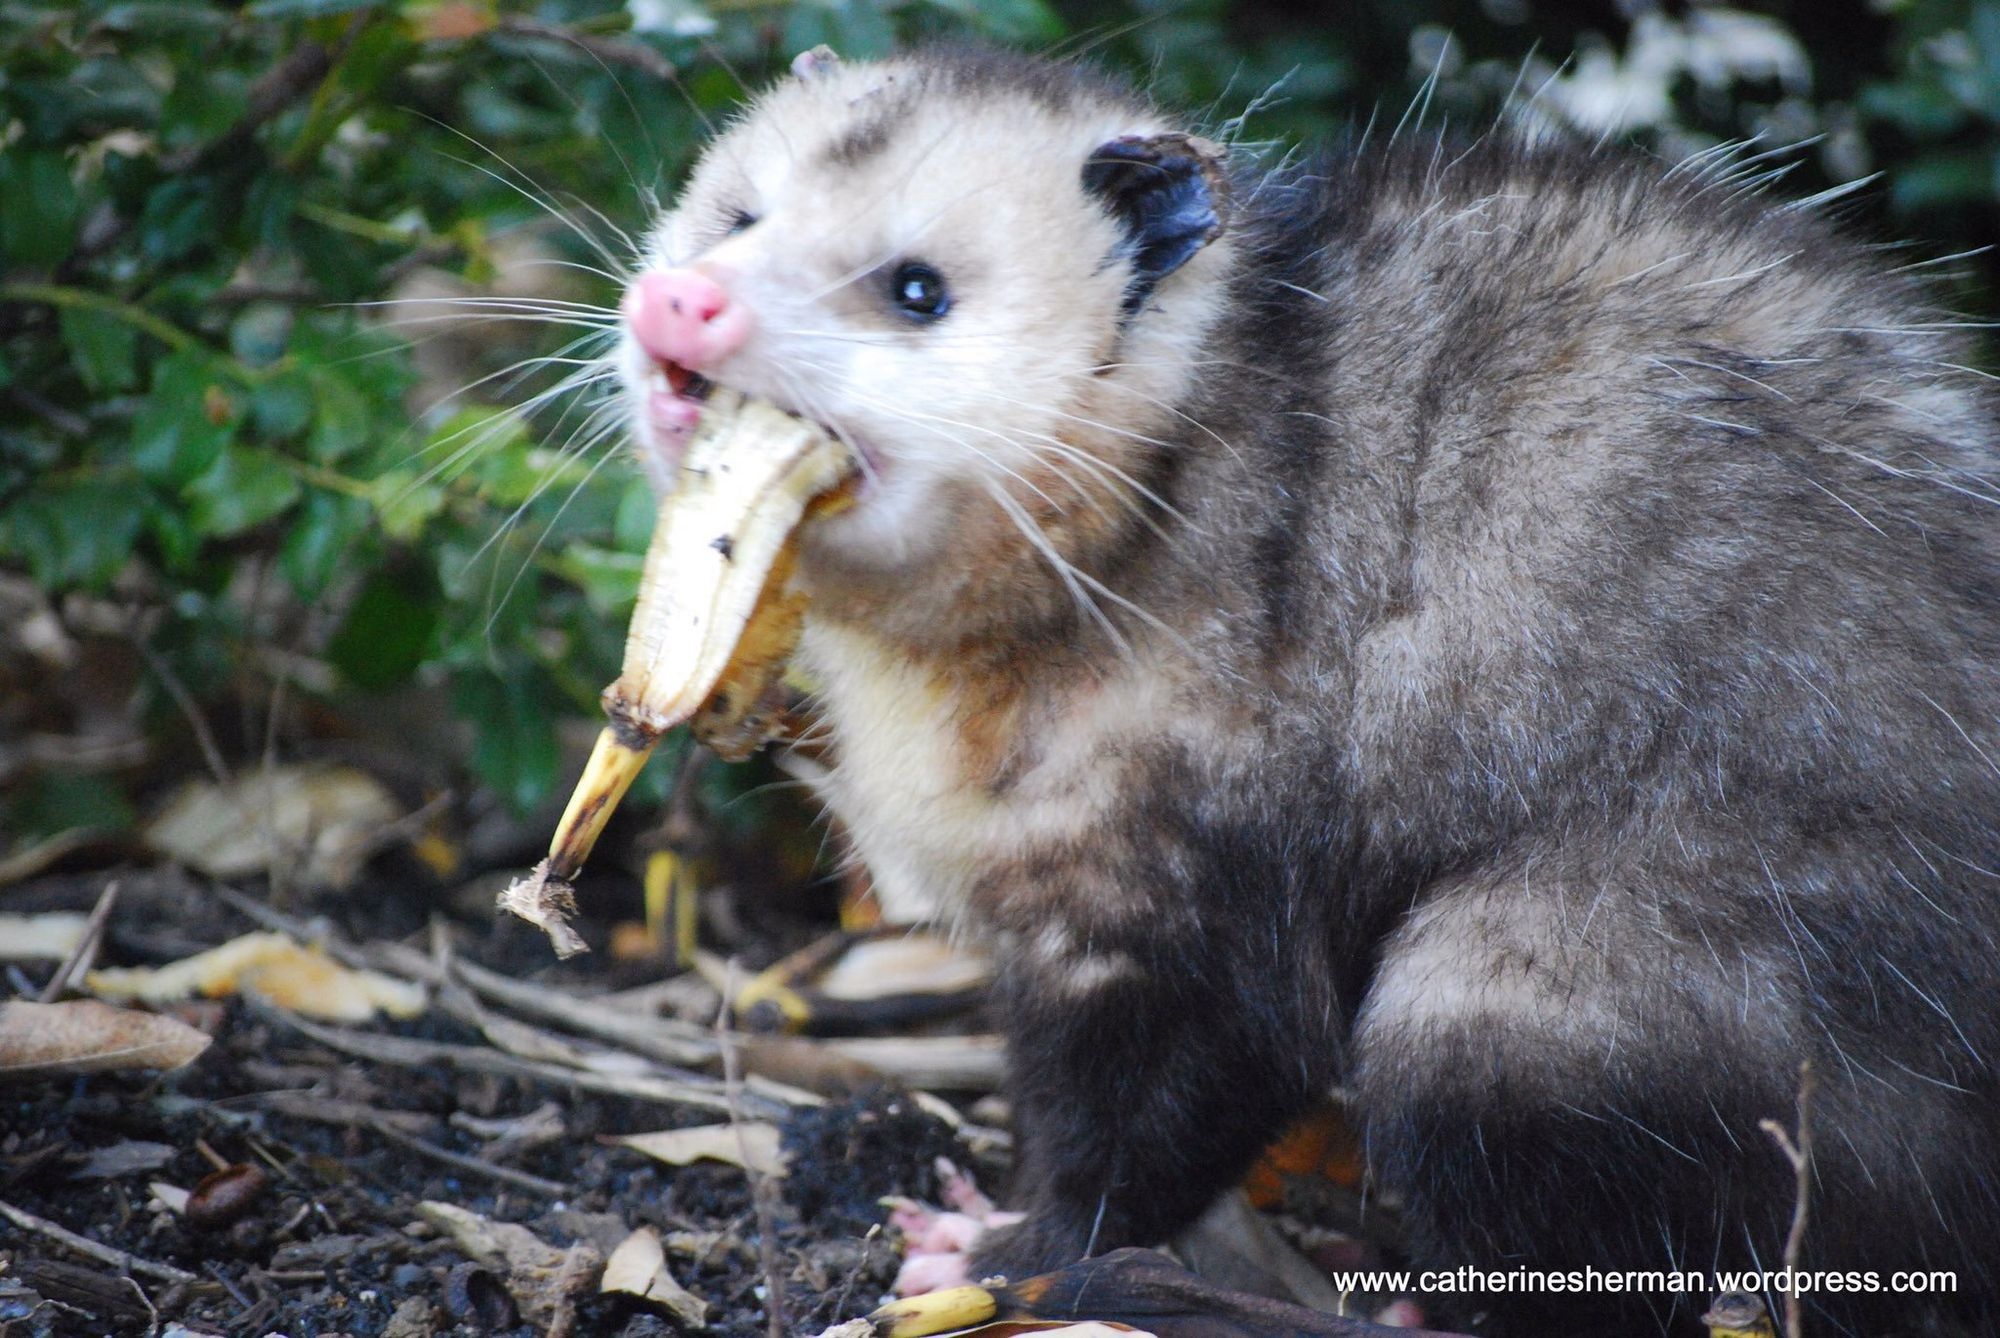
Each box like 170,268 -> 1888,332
2,0 -> 1992,845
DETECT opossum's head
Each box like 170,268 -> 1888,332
619,47 -> 1233,628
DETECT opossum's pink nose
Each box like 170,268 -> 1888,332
623,268 -> 751,370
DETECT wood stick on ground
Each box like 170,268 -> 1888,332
253,998 -> 799,1117
37,879 -> 118,1003
0,1196 -> 198,1285
367,1117 -> 571,1199
721,964 -> 787,1338
1758,1060 -> 1817,1338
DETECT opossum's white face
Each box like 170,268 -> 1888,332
618,51 -> 1231,598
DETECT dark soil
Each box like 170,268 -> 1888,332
0,868 -> 990,1338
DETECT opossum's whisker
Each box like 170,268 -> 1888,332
788,370 -> 1077,517
408,359 -> 616,491
483,417 -> 628,641
1089,376 -> 1249,469
770,363 -> 886,499
946,413 -> 1188,537
510,40 -> 659,233
943,385 -> 1208,524
356,294 -> 621,318
980,476 -> 1131,657
415,327 -> 619,428
416,120 -> 635,283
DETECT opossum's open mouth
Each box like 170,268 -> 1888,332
643,357 -> 716,449
642,355 -> 879,486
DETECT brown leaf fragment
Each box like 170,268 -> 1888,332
417,1201 -> 603,1330
616,1121 -> 787,1178
381,1294 -> 442,1338
497,859 -> 590,958
72,1139 -> 177,1180
144,763 -> 399,890
86,930 -> 425,1021
601,1226 -> 710,1328
0,999 -> 210,1078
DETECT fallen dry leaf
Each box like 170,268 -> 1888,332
616,1121 -> 787,1178
0,912 -> 87,961
816,933 -> 992,1001
87,931 -> 425,1021
145,764 -> 398,890
0,999 -> 210,1078
601,1226 -> 709,1328
417,1201 -> 603,1330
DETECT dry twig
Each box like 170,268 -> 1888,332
367,1117 -> 571,1199
36,879 -> 118,1003
1758,1060 -> 1817,1338
721,964 -> 787,1338
0,1196 -> 198,1285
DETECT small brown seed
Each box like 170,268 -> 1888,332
185,1163 -> 270,1231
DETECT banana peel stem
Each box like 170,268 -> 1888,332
869,1285 -> 1000,1338
547,727 -> 657,882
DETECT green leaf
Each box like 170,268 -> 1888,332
613,475 -> 657,552
919,0 -> 1062,42
139,176 -> 220,263
160,66 -> 250,151
328,570 -> 438,690
245,0 -> 383,17
146,496 -> 201,572
544,542 -> 642,618
452,662 -> 562,813
229,302 -> 294,368
783,0 -> 897,59
369,469 -> 449,541
184,442 -> 303,537
280,488 -> 371,598
2,772 -> 135,843
0,477 -> 149,591
60,306 -> 139,393
251,369 -> 315,439
1890,148 -> 1998,212
309,369 -> 372,463
131,351 -> 237,486
0,147 -> 82,268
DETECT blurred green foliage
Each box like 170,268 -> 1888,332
1,0 -> 1995,844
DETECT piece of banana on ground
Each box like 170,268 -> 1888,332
500,388 -> 857,956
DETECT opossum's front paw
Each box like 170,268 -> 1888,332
887,1160 -> 1025,1296
959,1209 -> 1090,1285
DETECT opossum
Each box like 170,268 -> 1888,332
615,44 -> 2000,1336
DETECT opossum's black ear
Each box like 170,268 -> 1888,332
790,46 -> 841,80
1082,132 -> 1229,316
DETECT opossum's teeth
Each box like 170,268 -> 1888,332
502,388 -> 856,954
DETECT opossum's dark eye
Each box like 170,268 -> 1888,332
889,263 -> 951,322
726,209 -> 758,235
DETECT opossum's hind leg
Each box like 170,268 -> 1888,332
1348,875 -> 1785,1332
1349,866 -> 1998,1336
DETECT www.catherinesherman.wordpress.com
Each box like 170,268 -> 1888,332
1327,1267 -> 1960,1297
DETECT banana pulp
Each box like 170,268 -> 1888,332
499,388 -> 857,955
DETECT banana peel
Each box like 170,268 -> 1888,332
500,388 -> 856,956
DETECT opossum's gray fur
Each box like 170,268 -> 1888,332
634,45 -> 2000,1335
